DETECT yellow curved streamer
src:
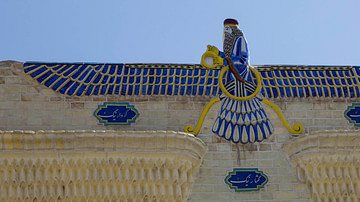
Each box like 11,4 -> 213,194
262,98 -> 303,134
184,97 -> 220,135
219,66 -> 262,101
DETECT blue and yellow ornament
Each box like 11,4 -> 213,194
185,18 -> 302,143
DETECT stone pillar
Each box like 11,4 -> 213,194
284,130 -> 360,202
0,130 -> 207,201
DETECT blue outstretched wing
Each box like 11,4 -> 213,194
24,62 -> 224,96
24,63 -> 360,98
257,65 -> 360,98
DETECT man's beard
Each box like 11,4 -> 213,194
223,32 -> 236,57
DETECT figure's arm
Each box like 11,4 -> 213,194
229,36 -> 249,65
218,36 -> 249,66
202,36 -> 249,68
219,51 -> 228,66
219,51 -> 225,58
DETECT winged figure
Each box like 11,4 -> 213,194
23,20 -> 360,144
202,19 -> 273,143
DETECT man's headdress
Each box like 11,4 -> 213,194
224,18 -> 239,26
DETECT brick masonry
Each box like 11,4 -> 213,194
1,61 -> 359,201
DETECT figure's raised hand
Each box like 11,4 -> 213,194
206,45 -> 220,55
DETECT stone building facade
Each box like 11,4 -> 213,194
0,60 -> 359,201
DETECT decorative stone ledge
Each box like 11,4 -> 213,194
283,130 -> 360,201
0,130 -> 207,201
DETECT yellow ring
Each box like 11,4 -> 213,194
201,51 -> 219,69
219,66 -> 262,100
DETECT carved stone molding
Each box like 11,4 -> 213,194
0,130 -> 207,201
284,130 -> 360,201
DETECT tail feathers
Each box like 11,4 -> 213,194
212,97 -> 274,144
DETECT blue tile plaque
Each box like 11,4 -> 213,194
344,103 -> 360,126
94,102 -> 139,126
225,168 -> 268,192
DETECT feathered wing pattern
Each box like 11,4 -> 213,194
212,96 -> 274,143
259,65 -> 360,98
23,63 -> 223,96
23,63 -> 360,98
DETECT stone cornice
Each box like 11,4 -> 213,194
0,130 -> 206,163
283,130 -> 360,162
0,130 -> 207,201
283,130 -> 360,201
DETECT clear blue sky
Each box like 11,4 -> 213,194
1,0 -> 360,65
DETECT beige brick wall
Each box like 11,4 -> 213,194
1,61 -> 359,201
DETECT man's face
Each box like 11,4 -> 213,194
224,26 -> 233,34
223,26 -> 233,44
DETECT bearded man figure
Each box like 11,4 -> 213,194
210,18 -> 274,143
